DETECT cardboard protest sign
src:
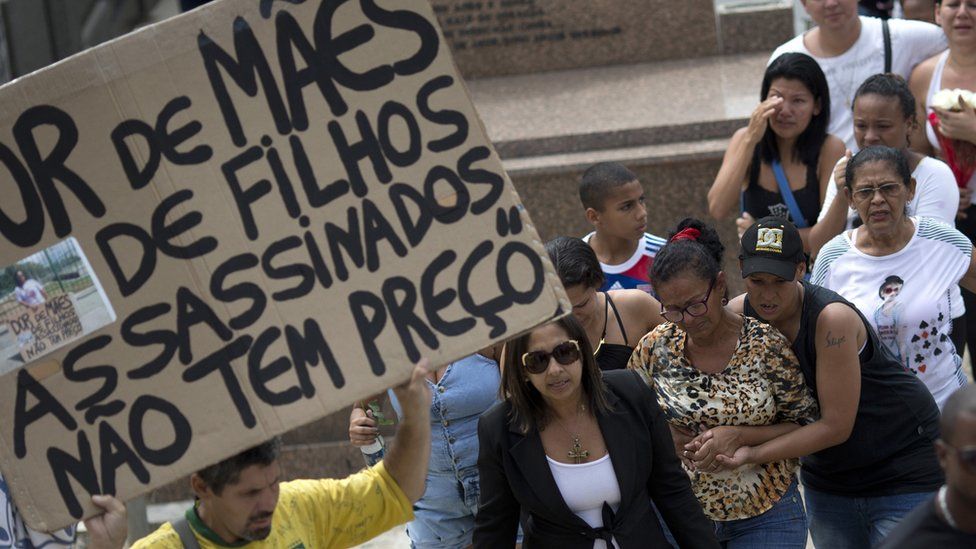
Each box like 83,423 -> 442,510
0,0 -> 569,531
9,296 -> 83,361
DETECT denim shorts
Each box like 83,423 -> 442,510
804,485 -> 934,548
713,478 -> 808,549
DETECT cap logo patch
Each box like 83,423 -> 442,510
756,228 -> 783,253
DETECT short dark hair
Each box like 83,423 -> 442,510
854,73 -> 917,125
941,385 -> 976,446
501,316 -> 610,433
650,218 -> 725,285
844,145 -> 912,191
878,275 -> 904,298
196,438 -> 281,495
755,53 -> 830,170
546,236 -> 604,290
579,162 -> 639,211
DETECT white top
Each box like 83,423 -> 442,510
812,217 -> 970,409
14,278 -> 45,306
547,453 -> 621,549
818,157 -> 962,318
818,156 -> 959,227
924,50 -> 976,202
770,16 -> 946,150
925,50 -> 950,155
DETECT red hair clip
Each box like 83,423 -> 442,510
670,227 -> 700,242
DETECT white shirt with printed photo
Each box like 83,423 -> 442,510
812,217 -> 970,409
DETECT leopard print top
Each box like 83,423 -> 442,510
628,316 -> 819,521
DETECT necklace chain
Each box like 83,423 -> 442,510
938,485 -> 959,530
553,403 -> 589,464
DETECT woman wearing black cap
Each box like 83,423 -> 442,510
727,213 -> 946,549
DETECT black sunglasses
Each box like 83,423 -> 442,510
946,442 -> 976,473
521,340 -> 581,374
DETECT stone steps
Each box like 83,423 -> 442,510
503,138 -> 732,176
468,52 -> 767,159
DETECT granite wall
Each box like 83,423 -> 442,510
431,0 -> 719,78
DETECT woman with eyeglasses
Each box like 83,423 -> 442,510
627,218 -> 819,548
545,236 -> 664,371
812,145 -> 976,409
473,315 -> 717,548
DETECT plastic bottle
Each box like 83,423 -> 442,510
360,434 -> 386,467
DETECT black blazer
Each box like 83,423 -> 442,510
473,369 -> 718,548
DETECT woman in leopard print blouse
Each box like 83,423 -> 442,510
628,218 -> 818,547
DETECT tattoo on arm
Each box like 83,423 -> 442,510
825,331 -> 846,348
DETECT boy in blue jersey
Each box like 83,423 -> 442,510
579,162 -> 666,294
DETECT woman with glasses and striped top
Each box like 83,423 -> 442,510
812,145 -> 976,409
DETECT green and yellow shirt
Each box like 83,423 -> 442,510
132,462 -> 412,548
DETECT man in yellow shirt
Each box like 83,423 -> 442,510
84,361 -> 431,549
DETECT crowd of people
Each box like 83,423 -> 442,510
5,1 -> 976,548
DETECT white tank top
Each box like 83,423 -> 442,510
925,50 -> 950,153
546,453 -> 621,549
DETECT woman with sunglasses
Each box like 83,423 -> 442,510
812,146 -> 976,409
546,236 -> 663,371
473,315 -> 717,548
627,218 -> 819,548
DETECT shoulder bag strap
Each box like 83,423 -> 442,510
883,19 -> 892,73
770,159 -> 809,228
171,515 -> 202,549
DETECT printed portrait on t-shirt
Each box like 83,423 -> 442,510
874,275 -> 906,365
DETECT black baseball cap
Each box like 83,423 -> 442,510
739,216 -> 806,281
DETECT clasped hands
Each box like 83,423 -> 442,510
670,425 -> 753,474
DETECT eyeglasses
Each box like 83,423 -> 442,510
661,279 -> 715,324
944,441 -> 976,474
851,182 -> 903,202
521,340 -> 581,374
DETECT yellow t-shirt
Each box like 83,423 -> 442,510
132,462 -> 412,548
